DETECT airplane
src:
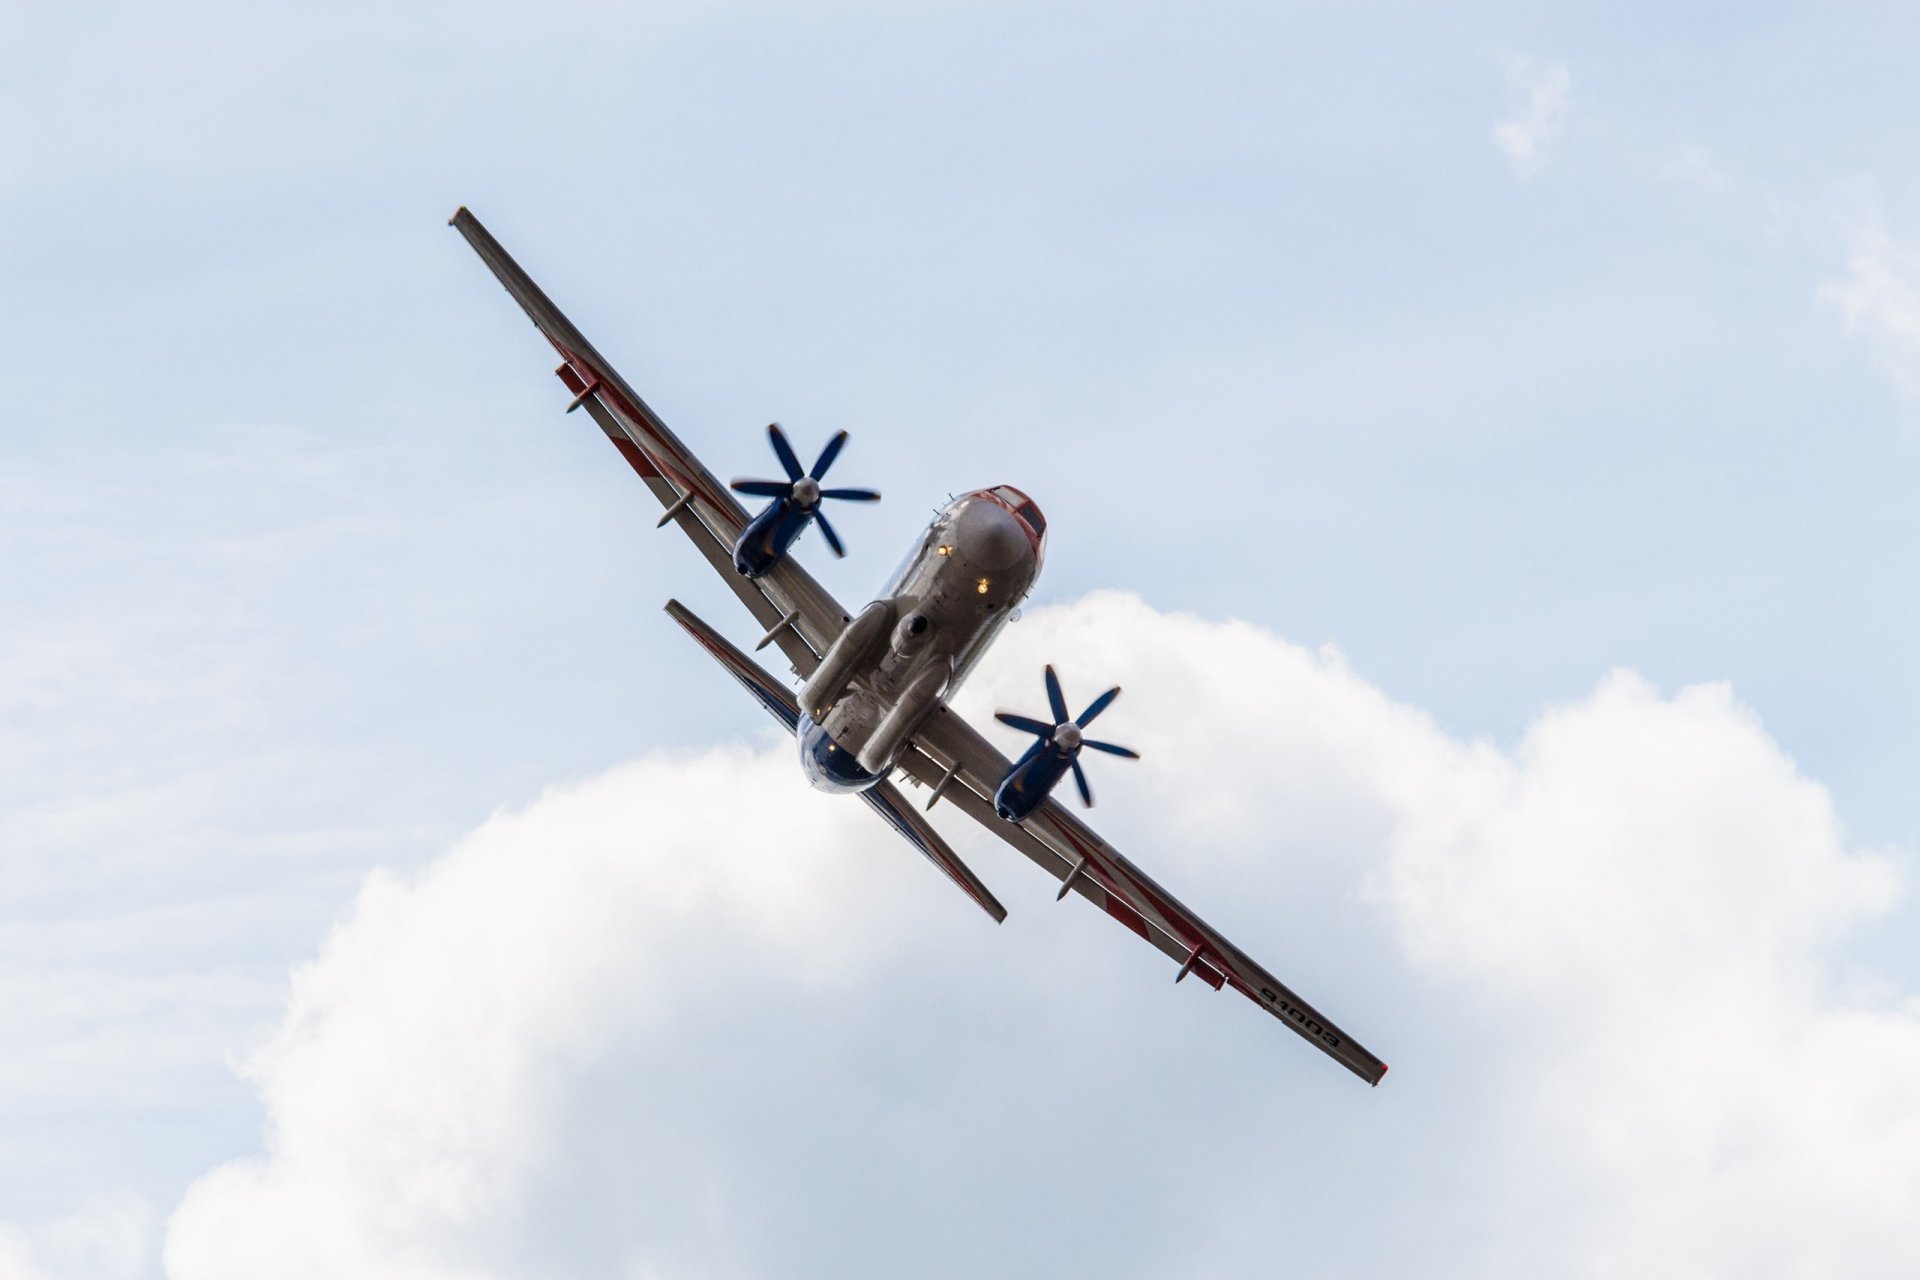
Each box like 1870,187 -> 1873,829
450,207 -> 1389,1086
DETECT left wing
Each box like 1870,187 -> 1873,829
905,706 -> 1389,1085
451,206 -> 847,678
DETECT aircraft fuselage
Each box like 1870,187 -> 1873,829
797,485 -> 1046,792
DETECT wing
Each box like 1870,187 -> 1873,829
663,599 -> 1004,923
451,206 -> 847,679
905,706 -> 1389,1085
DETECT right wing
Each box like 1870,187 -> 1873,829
903,706 -> 1388,1085
451,206 -> 848,679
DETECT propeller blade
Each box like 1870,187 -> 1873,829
1071,759 -> 1093,808
1044,665 -> 1069,725
767,422 -> 804,481
814,509 -> 846,558
995,712 -> 1054,736
819,487 -> 881,502
1082,739 -> 1139,759
1075,685 -> 1122,727
730,479 -> 792,498
810,429 -> 849,479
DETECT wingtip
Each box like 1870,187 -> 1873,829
447,204 -> 471,228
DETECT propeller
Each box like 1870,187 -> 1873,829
729,423 -> 880,558
995,665 -> 1139,808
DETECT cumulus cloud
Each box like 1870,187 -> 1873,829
1494,58 -> 1571,176
163,742 -> 916,1280
1376,671 -> 1917,1275
163,593 -> 1919,1278
0,1198 -> 151,1280
1823,200 -> 1920,398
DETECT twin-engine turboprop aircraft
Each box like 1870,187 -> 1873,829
451,207 -> 1388,1086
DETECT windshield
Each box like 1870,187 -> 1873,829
884,505 -> 959,596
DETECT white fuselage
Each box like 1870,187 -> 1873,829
796,486 -> 1047,792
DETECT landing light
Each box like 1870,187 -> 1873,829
977,578 -> 990,595
937,544 -> 953,556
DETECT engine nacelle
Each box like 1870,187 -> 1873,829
800,600 -> 893,719
857,658 -> 952,775
728,424 -> 880,577
991,667 -> 1136,821
993,744 -> 1071,821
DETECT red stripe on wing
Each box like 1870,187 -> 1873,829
1102,891 -> 1153,940
609,436 -> 661,480
549,357 -> 737,520
1051,820 -> 1226,989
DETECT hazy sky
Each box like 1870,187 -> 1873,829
4,3 -> 1919,1277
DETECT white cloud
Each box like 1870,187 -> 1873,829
0,1198 -> 152,1280
1376,670 -> 1919,1275
1823,201 -> 1920,397
164,742 -> 904,1280
162,593 -> 1920,1278
1494,58 -> 1572,176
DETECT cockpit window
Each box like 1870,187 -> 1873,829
885,510 -> 954,595
984,485 -> 1045,538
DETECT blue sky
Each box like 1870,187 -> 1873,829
4,3 -> 1919,1276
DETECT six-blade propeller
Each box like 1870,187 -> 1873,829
730,423 -> 880,558
996,665 -> 1140,808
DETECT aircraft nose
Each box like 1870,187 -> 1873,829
954,496 -> 1029,570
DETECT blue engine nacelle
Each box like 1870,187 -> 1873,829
732,498 -> 813,578
991,667 -> 1138,821
728,425 -> 880,577
993,739 -> 1074,821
